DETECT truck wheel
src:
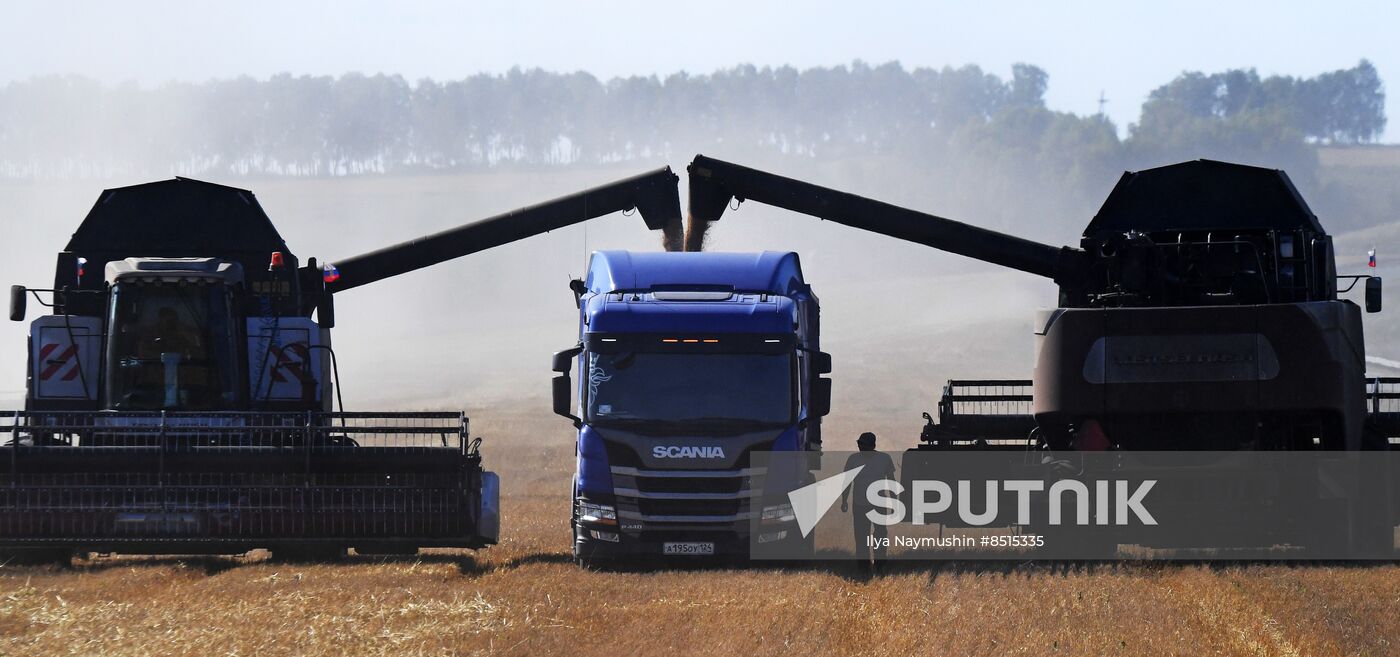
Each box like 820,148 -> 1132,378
574,553 -> 616,571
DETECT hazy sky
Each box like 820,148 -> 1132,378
2,0 -> 1395,142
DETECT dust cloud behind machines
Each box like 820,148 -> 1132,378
2,62 -> 1396,445
0,159 -> 1059,445
6,151 -> 1397,447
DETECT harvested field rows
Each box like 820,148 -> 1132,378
1,411 -> 1397,657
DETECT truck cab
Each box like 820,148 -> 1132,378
553,251 -> 830,565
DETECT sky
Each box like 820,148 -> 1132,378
1,0 -> 1396,142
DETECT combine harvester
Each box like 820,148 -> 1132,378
687,155 -> 1398,556
552,251 -> 831,566
2,168 -> 680,563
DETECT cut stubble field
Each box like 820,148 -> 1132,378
1,408 -> 1398,657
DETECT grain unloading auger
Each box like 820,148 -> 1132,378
2,168 -> 681,562
687,155 -> 1393,453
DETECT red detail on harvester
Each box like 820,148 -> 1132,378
1074,418 -> 1111,451
38,343 -> 79,381
267,343 -> 314,384
269,251 -> 286,271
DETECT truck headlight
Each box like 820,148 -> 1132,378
757,530 -> 789,544
578,501 -> 617,526
761,503 -> 795,524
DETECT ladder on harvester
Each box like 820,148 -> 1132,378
1365,377 -> 1400,447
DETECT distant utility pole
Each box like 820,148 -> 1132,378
1097,90 -> 1108,118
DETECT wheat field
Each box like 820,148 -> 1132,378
1,408 -> 1397,657
3,165 -> 1400,655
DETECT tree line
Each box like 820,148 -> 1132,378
0,60 -> 1384,181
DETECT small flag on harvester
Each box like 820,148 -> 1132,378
1368,248 -> 1377,268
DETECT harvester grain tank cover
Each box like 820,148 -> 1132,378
67,178 -> 288,255
1086,159 -> 1323,236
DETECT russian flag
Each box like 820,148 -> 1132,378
1368,248 -> 1377,268
322,263 -> 341,284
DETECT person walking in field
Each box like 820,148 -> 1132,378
840,432 -> 895,572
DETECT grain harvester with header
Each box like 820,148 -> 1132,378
686,155 -> 1396,555
2,168 -> 681,562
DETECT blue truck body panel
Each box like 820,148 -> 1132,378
586,250 -> 807,295
585,294 -> 796,334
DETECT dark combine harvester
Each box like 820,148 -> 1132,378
688,155 -> 1398,555
3,169 -> 681,562
687,155 -> 1390,452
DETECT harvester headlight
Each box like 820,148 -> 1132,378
761,503 -> 796,524
578,501 -> 617,526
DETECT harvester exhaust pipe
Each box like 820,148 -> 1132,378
327,167 -> 683,292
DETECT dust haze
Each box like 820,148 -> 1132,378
1,64 -> 1396,448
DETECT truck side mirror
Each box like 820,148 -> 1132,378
810,350 -> 832,375
553,345 -> 582,373
1366,276 -> 1382,313
552,345 -> 583,427
9,285 -> 25,322
317,292 -> 336,328
811,377 -> 832,417
552,375 -> 579,426
569,279 -> 586,309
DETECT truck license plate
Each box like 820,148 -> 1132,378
663,542 -> 714,555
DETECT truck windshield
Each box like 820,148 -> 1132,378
585,351 -> 794,433
104,281 -> 241,410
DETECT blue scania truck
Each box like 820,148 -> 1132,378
552,250 -> 830,565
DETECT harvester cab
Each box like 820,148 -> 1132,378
102,257 -> 250,413
1065,160 -> 1372,311
3,169 -> 681,561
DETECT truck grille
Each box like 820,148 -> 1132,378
600,436 -> 780,526
610,465 -> 765,525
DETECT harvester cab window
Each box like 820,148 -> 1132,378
105,281 -> 241,410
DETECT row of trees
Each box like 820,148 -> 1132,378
0,61 -> 1384,180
